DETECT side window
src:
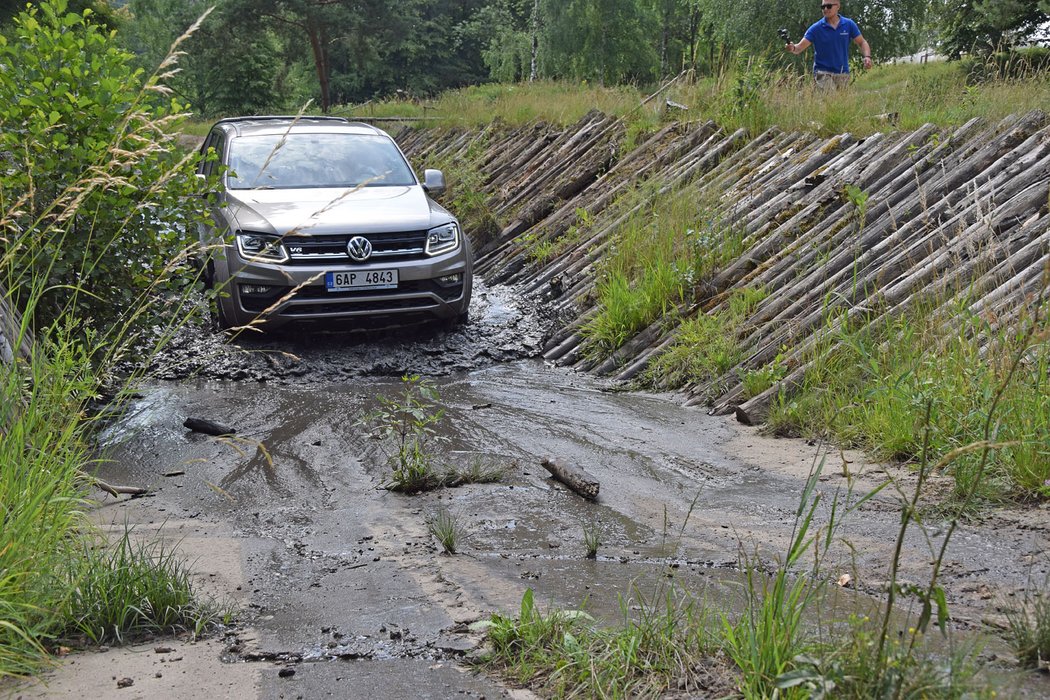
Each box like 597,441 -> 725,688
198,130 -> 226,178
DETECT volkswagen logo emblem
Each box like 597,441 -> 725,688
346,236 -> 372,262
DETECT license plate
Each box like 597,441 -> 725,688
326,269 -> 398,291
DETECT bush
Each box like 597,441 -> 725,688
0,0 -> 210,335
0,0 -> 222,679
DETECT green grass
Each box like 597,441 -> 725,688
582,525 -> 601,560
344,80 -> 647,128
427,510 -> 463,555
1005,587 -> 1050,670
480,587 -> 729,698
645,287 -> 768,396
582,188 -> 747,358
768,299 -> 1050,501
61,527 -> 227,645
0,325 -> 94,676
313,61 -> 1050,139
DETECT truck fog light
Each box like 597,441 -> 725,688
240,284 -> 275,296
437,273 -> 462,285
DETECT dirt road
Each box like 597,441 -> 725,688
14,284 -> 1050,698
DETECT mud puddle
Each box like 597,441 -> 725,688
50,356 -> 1045,698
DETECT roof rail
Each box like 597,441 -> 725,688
211,115 -> 351,126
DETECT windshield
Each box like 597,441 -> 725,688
226,133 -> 417,190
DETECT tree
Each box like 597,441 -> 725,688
122,0 -> 287,116
939,0 -> 1048,58
462,0 -> 535,82
540,0 -> 659,84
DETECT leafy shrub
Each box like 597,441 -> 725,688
0,0 -> 210,334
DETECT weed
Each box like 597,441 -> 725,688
722,455 -> 853,699
362,375 -> 448,493
427,510 -> 463,555
61,526 -> 226,645
582,525 -> 601,559
479,586 -> 729,697
361,378 -> 507,492
453,457 -> 506,486
1005,586 -> 1050,670
780,614 -> 987,699
739,346 -> 789,399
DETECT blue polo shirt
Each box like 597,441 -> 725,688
804,16 -> 861,74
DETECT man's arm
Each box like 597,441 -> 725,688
854,35 -> 872,69
786,38 -> 812,55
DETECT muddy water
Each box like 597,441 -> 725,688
85,279 -> 1050,697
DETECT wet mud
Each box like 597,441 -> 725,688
148,281 -> 554,383
79,347 -> 1050,697
11,273 -> 1038,697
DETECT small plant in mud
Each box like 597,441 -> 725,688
454,457 -> 506,486
362,376 -> 506,493
582,524 -> 601,559
363,375 -> 448,493
427,510 -> 463,555
1004,583 -> 1050,670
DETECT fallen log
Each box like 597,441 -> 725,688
90,474 -> 149,498
540,457 -> 600,500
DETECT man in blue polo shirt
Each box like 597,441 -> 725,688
785,0 -> 872,89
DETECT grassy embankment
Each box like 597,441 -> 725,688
357,60 -> 1050,506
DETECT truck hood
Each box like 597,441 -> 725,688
224,185 -> 450,235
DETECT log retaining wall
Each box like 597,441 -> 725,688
399,111 -> 1050,421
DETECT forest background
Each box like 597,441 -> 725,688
2,0 -> 1048,116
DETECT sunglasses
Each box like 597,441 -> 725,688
821,3 -> 837,8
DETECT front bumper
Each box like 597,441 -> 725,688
215,246 -> 472,328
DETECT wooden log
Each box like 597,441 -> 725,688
540,457 -> 600,500
184,417 -> 236,436
90,473 -> 150,498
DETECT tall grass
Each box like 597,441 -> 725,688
0,1 -> 222,678
769,295 -> 1050,501
324,60 -> 1050,140
0,324 -> 95,675
338,80 -> 647,128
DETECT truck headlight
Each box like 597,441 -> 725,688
236,232 -> 289,263
425,222 -> 460,256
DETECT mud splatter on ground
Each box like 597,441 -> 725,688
149,281 -> 553,383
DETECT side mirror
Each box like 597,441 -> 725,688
422,169 -> 446,195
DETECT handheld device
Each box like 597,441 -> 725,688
778,28 -> 791,42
